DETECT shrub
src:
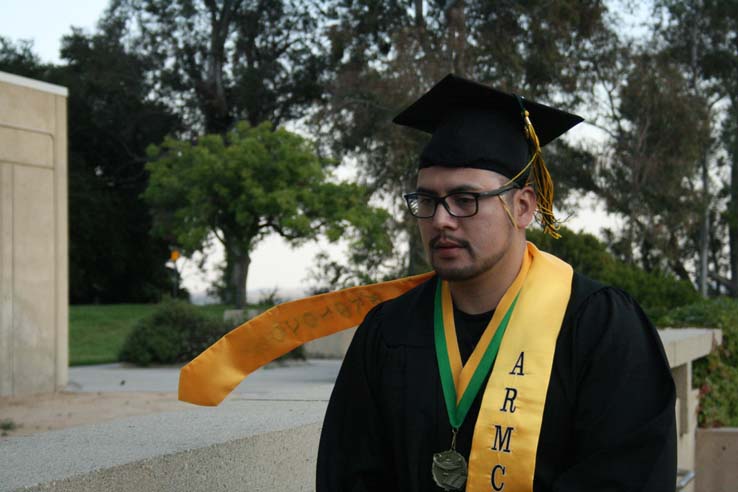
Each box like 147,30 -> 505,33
655,298 -> 738,427
119,300 -> 231,366
528,227 -> 699,317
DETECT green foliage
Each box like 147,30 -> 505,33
655,298 -> 738,427
1,27 -> 183,304
145,122 -> 392,306
58,23 -> 183,303
530,227 -> 736,426
528,227 -> 699,317
119,300 -> 231,366
0,419 -> 18,432
106,0 -> 325,134
317,0 -> 612,198
69,303 -> 230,366
0,37 -> 48,78
598,52 -> 710,275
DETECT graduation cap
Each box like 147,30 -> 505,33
393,74 -> 583,238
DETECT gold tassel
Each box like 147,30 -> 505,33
506,108 -> 562,239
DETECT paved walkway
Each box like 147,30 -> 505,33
67,359 -> 342,401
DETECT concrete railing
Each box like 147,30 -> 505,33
659,328 -> 723,492
0,328 -> 725,491
303,327 -> 356,358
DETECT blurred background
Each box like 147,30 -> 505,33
1,0 -> 737,425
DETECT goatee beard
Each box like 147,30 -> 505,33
429,235 -> 476,281
428,235 -> 509,282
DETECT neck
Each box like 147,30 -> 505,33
448,239 -> 527,315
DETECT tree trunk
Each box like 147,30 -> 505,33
445,0 -> 467,76
688,0 -> 710,298
231,252 -> 251,309
200,0 -> 235,135
729,108 -> 738,297
414,0 -> 424,28
699,157 -> 710,297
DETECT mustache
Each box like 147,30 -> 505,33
429,235 -> 470,249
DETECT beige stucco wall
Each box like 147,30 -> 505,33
0,71 -> 68,397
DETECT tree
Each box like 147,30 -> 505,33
0,29 -> 183,303
723,102 -> 738,295
587,52 -> 711,279
653,0 -> 737,295
0,37 -> 50,79
106,0 -> 326,135
59,24 -> 183,303
689,0 -> 738,295
312,0 -> 616,274
105,0 -> 333,299
144,122 -> 392,307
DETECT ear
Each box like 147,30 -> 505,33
513,186 -> 537,228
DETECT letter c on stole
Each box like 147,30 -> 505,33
491,464 -> 506,491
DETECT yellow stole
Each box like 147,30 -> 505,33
464,242 -> 572,492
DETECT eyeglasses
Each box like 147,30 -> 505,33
403,184 -> 518,218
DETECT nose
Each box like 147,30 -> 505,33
431,200 -> 459,230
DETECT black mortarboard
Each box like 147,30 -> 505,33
392,74 -> 583,181
393,74 -> 584,238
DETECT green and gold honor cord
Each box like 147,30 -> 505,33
433,278 -> 520,430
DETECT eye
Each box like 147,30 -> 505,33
417,195 -> 434,205
450,194 -> 476,206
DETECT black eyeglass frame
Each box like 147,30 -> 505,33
403,183 -> 519,219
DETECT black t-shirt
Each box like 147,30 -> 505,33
453,306 -> 494,365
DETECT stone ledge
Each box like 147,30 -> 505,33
658,328 -> 722,368
1,399 -> 327,492
0,71 -> 68,97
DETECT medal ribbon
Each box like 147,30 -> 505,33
434,251 -> 532,429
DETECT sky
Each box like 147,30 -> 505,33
0,1 -> 108,64
1,0 -> 616,301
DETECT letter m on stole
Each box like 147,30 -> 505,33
490,424 -> 513,453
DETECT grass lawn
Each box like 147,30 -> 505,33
69,303 -> 230,366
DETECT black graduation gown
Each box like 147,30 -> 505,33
316,273 -> 677,492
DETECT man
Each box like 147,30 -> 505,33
316,75 -> 676,491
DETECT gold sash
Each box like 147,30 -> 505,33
178,272 -> 433,406
466,243 -> 572,492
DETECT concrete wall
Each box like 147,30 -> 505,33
0,71 -> 68,397
695,428 -> 738,492
303,327 -> 356,358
